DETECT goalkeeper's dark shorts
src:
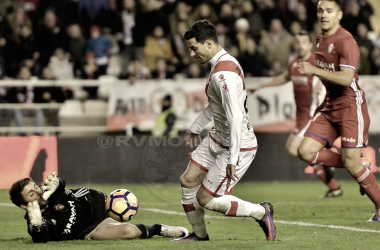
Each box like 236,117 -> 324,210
77,190 -> 108,240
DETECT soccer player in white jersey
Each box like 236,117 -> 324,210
173,20 -> 276,242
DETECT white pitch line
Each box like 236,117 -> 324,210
2,203 -> 379,234
0,202 -> 15,207
141,208 -> 380,234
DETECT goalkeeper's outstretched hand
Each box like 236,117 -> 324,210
27,200 -> 42,228
42,171 -> 59,200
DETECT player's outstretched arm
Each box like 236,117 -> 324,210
248,71 -> 290,93
298,62 -> 355,87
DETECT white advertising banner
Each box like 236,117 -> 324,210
107,77 -> 380,134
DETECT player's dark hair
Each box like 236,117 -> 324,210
183,19 -> 218,44
321,0 -> 342,10
297,30 -> 313,43
9,177 -> 32,207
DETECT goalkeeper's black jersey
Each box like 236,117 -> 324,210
25,177 -> 108,243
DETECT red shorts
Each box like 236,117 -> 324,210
304,100 -> 370,148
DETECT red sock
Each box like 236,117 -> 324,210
353,167 -> 380,209
309,149 -> 345,168
313,165 -> 340,190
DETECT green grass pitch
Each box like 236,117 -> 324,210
1,181 -> 380,250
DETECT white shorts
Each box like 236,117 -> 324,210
189,134 -> 257,197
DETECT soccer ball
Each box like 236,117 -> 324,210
106,189 -> 139,222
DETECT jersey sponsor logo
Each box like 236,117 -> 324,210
290,76 -> 308,85
328,43 -> 334,54
222,83 -> 229,92
219,74 -> 225,82
341,136 -> 356,143
316,59 -> 335,72
63,201 -> 76,235
54,204 -> 64,211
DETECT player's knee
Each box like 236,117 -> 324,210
342,156 -> 362,175
120,226 -> 140,240
287,146 -> 298,158
297,145 -> 312,162
180,173 -> 199,188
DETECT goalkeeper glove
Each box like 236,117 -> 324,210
42,171 -> 59,200
27,200 -> 42,228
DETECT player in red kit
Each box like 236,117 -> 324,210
250,30 -> 343,198
297,0 -> 380,221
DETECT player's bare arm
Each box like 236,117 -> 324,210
248,71 -> 290,93
297,62 -> 354,87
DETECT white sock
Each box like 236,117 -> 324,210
204,195 -> 265,220
181,186 -> 207,238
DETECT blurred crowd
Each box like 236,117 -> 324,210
0,0 -> 379,103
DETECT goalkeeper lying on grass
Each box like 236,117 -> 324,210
9,172 -> 188,243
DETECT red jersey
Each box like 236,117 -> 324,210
288,54 -> 320,130
315,26 -> 362,104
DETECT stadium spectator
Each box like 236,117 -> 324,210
341,0 -> 372,37
0,64 -> 12,132
35,9 -> 66,69
5,3 -> 32,40
234,18 -> 250,54
258,18 -> 294,68
171,21 -> 191,74
78,0 -> 109,32
37,0 -> 79,29
355,23 -> 374,54
128,60 -> 151,84
310,21 -> 322,47
67,24 -> 86,78
9,173 -> 189,243
14,25 -> 37,66
355,23 -> 373,75
240,38 -> 270,77
267,59 -> 286,77
369,47 -> 380,75
290,2 -> 313,31
240,0 -> 264,43
289,20 -> 302,36
152,94 -> 177,137
168,1 -> 194,39
191,3 -> 218,24
260,0 -> 288,31
33,67 -> 66,130
82,52 -> 100,99
184,62 -> 206,79
86,25 -> 112,76
48,48 -> 74,80
216,23 -> 232,50
151,58 -> 174,80
116,0 -> 147,79
10,66 -> 44,135
143,26 -> 173,72
218,3 -> 235,38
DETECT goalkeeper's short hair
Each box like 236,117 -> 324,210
9,177 -> 33,207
